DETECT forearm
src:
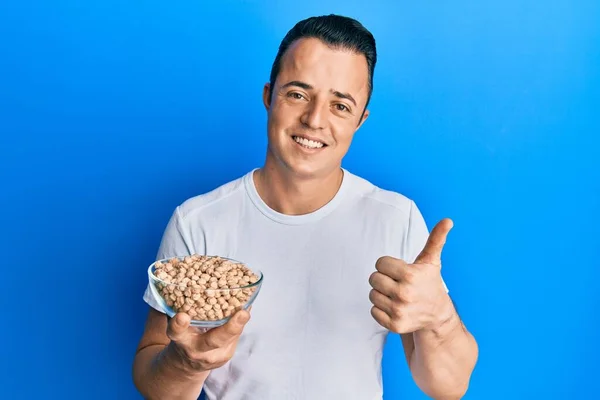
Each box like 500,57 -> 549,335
410,301 -> 478,399
133,343 -> 208,400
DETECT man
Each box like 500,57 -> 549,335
132,14 -> 478,400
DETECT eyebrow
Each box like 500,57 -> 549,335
281,80 -> 313,91
331,90 -> 357,107
280,80 -> 357,107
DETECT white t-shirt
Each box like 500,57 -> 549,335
143,168 -> 446,400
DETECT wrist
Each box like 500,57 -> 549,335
161,342 -> 211,380
426,295 -> 461,338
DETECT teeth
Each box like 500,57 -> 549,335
293,136 -> 324,149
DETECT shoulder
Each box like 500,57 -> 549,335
344,169 -> 430,262
176,170 -> 251,221
344,169 -> 415,220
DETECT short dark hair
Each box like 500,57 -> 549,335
268,14 -> 377,113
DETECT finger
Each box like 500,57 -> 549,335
166,312 -> 191,342
375,256 -> 410,281
369,271 -> 399,299
368,289 -> 394,315
370,306 -> 394,331
200,309 -> 251,350
414,218 -> 453,265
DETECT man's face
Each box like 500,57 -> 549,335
262,37 -> 370,179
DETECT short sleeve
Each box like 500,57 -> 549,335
155,206 -> 193,260
143,206 -> 193,312
405,201 -> 449,293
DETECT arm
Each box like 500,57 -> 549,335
401,296 -> 478,399
369,208 -> 479,399
132,308 -> 208,400
401,202 -> 478,398
133,306 -> 251,399
133,207 -> 206,399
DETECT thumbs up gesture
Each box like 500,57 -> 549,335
369,218 -> 454,334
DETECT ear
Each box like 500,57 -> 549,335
356,108 -> 370,131
262,83 -> 271,111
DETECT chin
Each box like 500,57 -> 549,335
287,164 -> 322,179
267,137 -> 342,179
284,159 -> 341,180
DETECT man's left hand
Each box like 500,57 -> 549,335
368,218 -> 455,334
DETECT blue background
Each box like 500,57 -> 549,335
1,0 -> 598,399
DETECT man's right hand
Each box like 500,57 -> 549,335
165,309 -> 251,374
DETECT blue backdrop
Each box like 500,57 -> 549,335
1,1 -> 598,399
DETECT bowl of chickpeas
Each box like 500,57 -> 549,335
147,254 -> 263,328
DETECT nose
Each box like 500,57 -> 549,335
300,101 -> 327,130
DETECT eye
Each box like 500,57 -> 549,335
287,92 -> 305,100
335,103 -> 349,112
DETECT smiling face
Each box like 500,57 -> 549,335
262,37 -> 371,179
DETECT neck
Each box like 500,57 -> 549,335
254,158 -> 344,216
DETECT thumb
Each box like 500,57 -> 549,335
166,312 -> 191,342
414,218 -> 453,265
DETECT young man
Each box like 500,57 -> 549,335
132,14 -> 478,400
